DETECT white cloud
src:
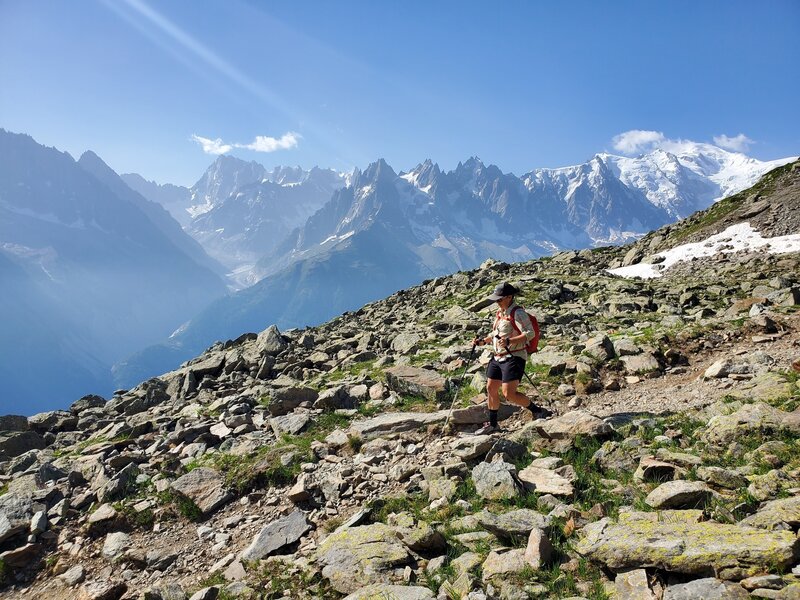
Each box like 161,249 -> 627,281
191,132 -> 300,155
713,133 -> 753,152
191,134 -> 233,155
611,130 -> 666,154
236,132 -> 301,153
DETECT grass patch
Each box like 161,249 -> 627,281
156,490 -> 203,522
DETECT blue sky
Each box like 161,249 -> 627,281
1,0 -> 798,186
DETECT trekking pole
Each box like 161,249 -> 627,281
442,342 -> 478,434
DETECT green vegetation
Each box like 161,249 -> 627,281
155,489 -> 203,522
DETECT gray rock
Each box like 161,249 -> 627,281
264,386 -> 319,416
269,413 -> 310,436
350,411 -> 448,438
188,588 -> 219,600
614,568 -> 658,600
240,510 -> 312,561
59,564 -> 86,586
662,577 -> 749,599
740,496 -> 800,530
0,415 -> 28,431
70,394 -> 106,414
316,523 -> 412,593
523,527 -> 553,569
476,509 -> 549,539
645,481 -> 713,510
256,325 -> 288,355
314,386 -> 356,410
391,333 -> 422,355
702,402 -> 800,447
0,492 -> 35,543
79,581 -> 128,600
102,531 -> 131,559
536,411 -> 612,440
0,430 -> 46,461
704,359 -> 732,379
449,404 -> 519,425
518,465 -> 574,497
451,435 -> 494,461
576,514 -> 799,580
584,335 -> 615,362
342,584 -> 435,600
472,460 -> 520,500
696,466 -> 748,490
384,365 -> 449,402
621,353 -> 661,374
170,467 -> 232,516
146,547 -> 179,570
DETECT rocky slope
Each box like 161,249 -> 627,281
0,162 -> 799,599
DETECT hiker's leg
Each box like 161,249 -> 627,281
486,378 -> 502,411
501,380 -> 530,408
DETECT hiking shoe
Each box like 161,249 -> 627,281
530,405 -> 553,420
475,423 -> 501,435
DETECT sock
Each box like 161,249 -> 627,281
526,401 -> 538,413
489,410 -> 498,427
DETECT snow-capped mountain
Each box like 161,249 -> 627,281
184,158 -> 348,286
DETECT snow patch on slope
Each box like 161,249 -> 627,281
609,223 -> 800,279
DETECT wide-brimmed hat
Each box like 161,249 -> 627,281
487,281 -> 520,301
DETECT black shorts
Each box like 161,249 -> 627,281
487,356 -> 526,383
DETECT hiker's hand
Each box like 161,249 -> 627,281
473,337 -> 485,346
500,336 -> 511,349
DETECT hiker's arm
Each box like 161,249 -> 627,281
512,310 -> 536,343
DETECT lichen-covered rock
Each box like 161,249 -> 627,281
342,584 -> 435,600
740,496 -> 800,530
645,481 -> 713,510
702,402 -> 800,447
576,514 -> 800,580
316,523 -> 412,594
476,509 -> 550,539
350,411 -> 448,438
517,465 -> 574,497
471,460 -> 520,500
536,411 -> 612,440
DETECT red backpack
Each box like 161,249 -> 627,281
494,307 -> 541,354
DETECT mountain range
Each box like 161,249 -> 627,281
0,127 -> 793,411
117,145 -> 794,390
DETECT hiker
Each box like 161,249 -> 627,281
472,282 -> 552,434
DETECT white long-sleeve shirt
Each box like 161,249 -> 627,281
490,303 -> 536,361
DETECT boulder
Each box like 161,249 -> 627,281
584,335 -> 615,362
615,568 -> 659,600
316,523 -> 412,594
342,585 -> 434,600
741,496 -> 800,530
0,492 -> 35,543
536,411 -> 612,440
78,580 -> 127,600
269,413 -> 311,436
523,527 -> 553,569
621,353 -> 661,375
702,402 -> 800,447
240,510 -> 312,561
256,325 -> 287,355
662,577 -> 749,599
70,394 -> 106,414
391,333 -> 421,355
0,430 -> 46,461
645,481 -> 713,510
696,466 -> 749,490
349,411 -> 448,439
518,465 -> 574,497
471,460 -> 520,500
0,415 -> 28,431
384,366 -> 448,402
481,548 -> 527,581
170,468 -> 232,517
576,514 -> 799,580
450,435 -> 494,461
264,386 -> 319,416
102,531 -> 131,559
476,509 -> 549,539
